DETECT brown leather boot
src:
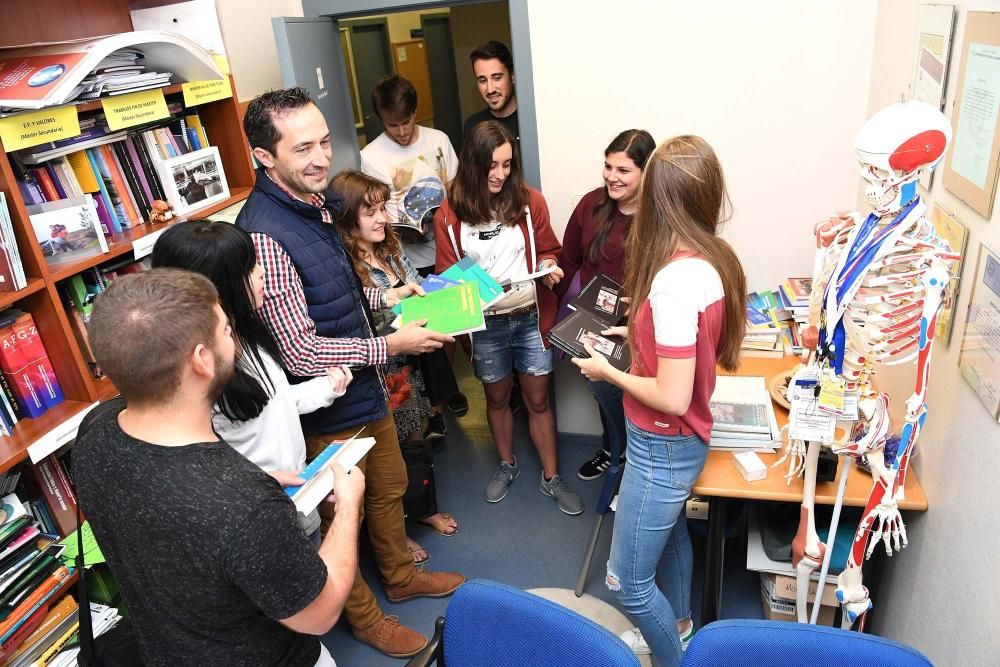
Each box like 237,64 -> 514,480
385,568 -> 466,603
352,615 -> 428,658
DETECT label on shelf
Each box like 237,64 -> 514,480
102,89 -> 169,132
212,53 -> 231,75
0,106 -> 81,152
182,77 -> 233,107
132,227 -> 167,260
28,401 -> 100,464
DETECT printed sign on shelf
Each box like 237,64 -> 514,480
181,77 -> 232,107
101,88 -> 169,131
0,105 -> 80,151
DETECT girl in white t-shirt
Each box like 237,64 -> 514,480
153,221 -> 352,543
574,136 -> 747,665
434,120 -> 582,516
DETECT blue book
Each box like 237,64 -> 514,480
391,273 -> 461,315
185,127 -> 203,151
283,433 -> 375,514
284,441 -> 344,499
85,149 -> 122,233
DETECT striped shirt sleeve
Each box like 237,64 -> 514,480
251,232 -> 389,375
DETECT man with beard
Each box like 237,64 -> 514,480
463,41 -> 519,142
73,268 -> 365,665
236,88 -> 464,658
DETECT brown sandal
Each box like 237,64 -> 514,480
406,538 -> 429,565
418,512 -> 459,537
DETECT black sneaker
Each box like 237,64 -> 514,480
424,413 -> 447,441
446,393 -> 469,417
577,449 -> 622,480
509,391 -> 523,415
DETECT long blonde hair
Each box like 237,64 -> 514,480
624,136 -> 747,371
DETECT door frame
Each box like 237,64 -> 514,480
299,0 -> 540,188
420,12 -> 462,150
339,17 -> 393,144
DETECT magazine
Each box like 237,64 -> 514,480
549,309 -> 631,372
0,30 -> 221,110
569,273 -> 628,327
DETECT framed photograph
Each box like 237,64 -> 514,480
958,243 -> 1000,421
156,146 -> 229,216
932,204 -> 969,346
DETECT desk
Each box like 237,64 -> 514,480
696,356 -> 928,626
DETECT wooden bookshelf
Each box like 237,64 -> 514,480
0,58 -> 255,473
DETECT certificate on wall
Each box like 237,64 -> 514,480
943,12 -> 1000,219
958,244 -> 1000,421
932,204 -> 969,346
911,4 -> 956,192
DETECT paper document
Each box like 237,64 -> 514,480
499,263 -> 558,286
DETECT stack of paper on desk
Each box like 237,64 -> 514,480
709,375 -> 780,451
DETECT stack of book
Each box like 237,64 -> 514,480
709,375 -> 779,451
548,273 -> 631,372
15,106 -> 216,243
0,493 -> 76,664
70,49 -> 173,101
743,290 -> 784,356
0,310 -> 64,430
776,277 -> 812,356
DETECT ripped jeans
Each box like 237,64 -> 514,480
471,309 -> 553,383
607,420 -> 708,666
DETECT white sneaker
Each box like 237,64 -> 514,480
618,627 -> 651,655
619,625 -> 695,655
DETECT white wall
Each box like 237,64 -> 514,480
215,0 -> 304,101
861,2 -> 1000,663
529,0 -> 878,437
527,0 -> 878,292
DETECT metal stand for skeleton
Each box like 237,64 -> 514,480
775,102 -> 959,630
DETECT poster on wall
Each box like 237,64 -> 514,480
943,12 -> 1000,219
911,4 -> 956,192
958,243 -> 1000,422
933,204 -> 969,346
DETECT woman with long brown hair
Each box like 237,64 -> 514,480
333,170 -> 461,565
557,128 -> 655,481
434,120 -> 582,516
574,136 -> 747,665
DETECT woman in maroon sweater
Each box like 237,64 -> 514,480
559,129 -> 655,480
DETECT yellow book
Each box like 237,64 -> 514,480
32,619 -> 79,667
3,595 -> 78,664
66,151 -> 100,193
185,113 -> 209,148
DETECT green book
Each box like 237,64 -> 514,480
400,282 -> 486,335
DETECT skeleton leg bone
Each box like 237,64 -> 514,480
791,441 -> 825,623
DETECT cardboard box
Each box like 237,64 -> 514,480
760,583 -> 837,626
761,571 -> 840,607
732,451 -> 768,481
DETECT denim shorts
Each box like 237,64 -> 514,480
471,310 -> 553,383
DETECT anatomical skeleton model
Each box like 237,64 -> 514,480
775,101 -> 959,629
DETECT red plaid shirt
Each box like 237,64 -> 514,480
250,174 -> 389,385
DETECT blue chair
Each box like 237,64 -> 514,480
681,619 -> 932,666
406,579 -> 640,667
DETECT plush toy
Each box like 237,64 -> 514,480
148,200 -> 174,225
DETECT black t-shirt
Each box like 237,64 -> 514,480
72,406 -> 328,666
463,107 -> 520,144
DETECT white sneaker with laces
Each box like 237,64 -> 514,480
618,627 -> 650,655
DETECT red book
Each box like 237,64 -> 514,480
0,566 -> 71,642
11,312 -> 63,411
30,168 -> 59,202
28,458 -> 78,536
0,316 -> 46,419
0,601 -> 49,662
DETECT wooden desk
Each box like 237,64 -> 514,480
697,355 -> 928,625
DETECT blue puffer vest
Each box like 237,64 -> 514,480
237,169 -> 386,434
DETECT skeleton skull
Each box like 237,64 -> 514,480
854,101 -> 951,215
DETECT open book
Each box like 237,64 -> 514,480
0,30 -> 221,110
284,433 -> 376,515
549,273 -> 631,372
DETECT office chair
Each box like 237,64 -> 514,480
406,579 -> 640,667
681,619 -> 932,666
575,415 -> 625,597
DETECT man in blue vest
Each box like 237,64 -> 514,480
237,88 -> 464,659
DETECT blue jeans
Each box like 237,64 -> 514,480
607,419 -> 709,666
588,380 -> 626,462
471,310 -> 553,383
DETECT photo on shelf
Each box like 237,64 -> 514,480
26,195 -> 109,267
155,146 -> 229,216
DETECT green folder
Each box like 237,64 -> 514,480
400,282 -> 487,335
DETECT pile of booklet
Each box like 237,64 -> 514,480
548,273 -> 631,372
709,375 -> 780,451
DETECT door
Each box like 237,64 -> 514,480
272,16 -> 360,173
421,14 -> 463,151
343,19 -> 393,145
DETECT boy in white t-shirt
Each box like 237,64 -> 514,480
360,75 -> 468,426
360,75 -> 459,272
